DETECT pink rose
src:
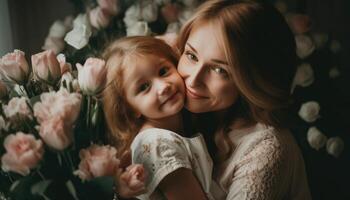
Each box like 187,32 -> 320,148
74,145 -> 120,181
31,50 -> 61,85
0,49 -> 30,85
287,14 -> 312,34
89,7 -> 111,29
39,116 -> 73,150
33,88 -> 82,125
76,58 -> 106,95
3,97 -> 33,122
161,3 -> 180,24
1,132 -> 44,176
97,0 -> 120,15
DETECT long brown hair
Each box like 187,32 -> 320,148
177,0 -> 297,162
102,36 -> 179,155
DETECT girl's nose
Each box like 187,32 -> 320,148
156,81 -> 171,96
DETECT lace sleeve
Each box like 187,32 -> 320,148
131,129 -> 192,197
226,136 -> 287,200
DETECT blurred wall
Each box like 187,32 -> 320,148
7,0 -> 74,56
0,0 -> 13,56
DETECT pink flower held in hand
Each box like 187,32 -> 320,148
31,50 -> 61,85
1,132 -> 44,176
97,0 -> 120,16
124,164 -> 147,190
74,145 -> 120,181
76,57 -> 106,95
39,116 -> 73,150
0,49 -> 30,85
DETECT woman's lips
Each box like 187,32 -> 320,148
186,88 -> 208,99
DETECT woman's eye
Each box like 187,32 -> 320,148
212,66 -> 228,76
139,82 -> 151,92
185,51 -> 198,62
159,67 -> 169,76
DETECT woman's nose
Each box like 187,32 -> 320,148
187,64 -> 206,88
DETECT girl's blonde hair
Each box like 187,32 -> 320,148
102,36 -> 179,155
177,0 -> 297,162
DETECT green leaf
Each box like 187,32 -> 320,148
30,180 -> 52,195
66,180 -> 79,200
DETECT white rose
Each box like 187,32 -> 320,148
124,1 -> 158,28
330,40 -> 341,54
42,37 -> 65,54
292,63 -> 314,92
295,34 -> 315,59
179,8 -> 195,25
311,32 -> 328,49
48,20 -> 67,38
166,22 -> 181,33
64,14 -> 92,49
298,101 -> 320,123
326,137 -> 344,158
329,66 -> 340,79
126,21 -> 152,36
307,127 -> 327,150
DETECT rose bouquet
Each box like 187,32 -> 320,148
0,49 -> 119,200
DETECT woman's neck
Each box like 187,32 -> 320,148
141,113 -> 184,135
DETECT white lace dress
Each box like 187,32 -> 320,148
211,123 -> 312,200
130,128 -> 214,200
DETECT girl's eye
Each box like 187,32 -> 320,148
185,51 -> 198,62
159,67 -> 169,76
139,82 -> 151,92
211,66 -> 228,77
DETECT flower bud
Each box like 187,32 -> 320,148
76,58 -> 106,95
0,49 -> 30,85
307,126 -> 327,150
31,50 -> 61,85
326,137 -> 344,158
295,35 -> 315,59
298,101 -> 320,123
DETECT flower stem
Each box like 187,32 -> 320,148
36,169 -> 46,181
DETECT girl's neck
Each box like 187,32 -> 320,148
141,112 -> 184,135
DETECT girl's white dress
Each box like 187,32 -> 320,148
130,128 -> 214,200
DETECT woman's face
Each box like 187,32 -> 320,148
178,23 -> 239,113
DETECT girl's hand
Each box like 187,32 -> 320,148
115,164 -> 147,198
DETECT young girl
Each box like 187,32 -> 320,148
102,36 -> 213,200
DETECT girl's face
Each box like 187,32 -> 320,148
178,23 -> 239,113
124,54 -> 185,120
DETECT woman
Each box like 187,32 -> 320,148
175,0 -> 311,199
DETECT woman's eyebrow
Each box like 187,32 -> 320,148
186,43 -> 228,65
186,43 -> 198,54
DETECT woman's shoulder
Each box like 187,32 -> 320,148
229,123 -> 297,160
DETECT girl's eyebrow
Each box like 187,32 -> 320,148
186,43 -> 228,65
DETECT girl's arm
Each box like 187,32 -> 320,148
158,168 -> 207,200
